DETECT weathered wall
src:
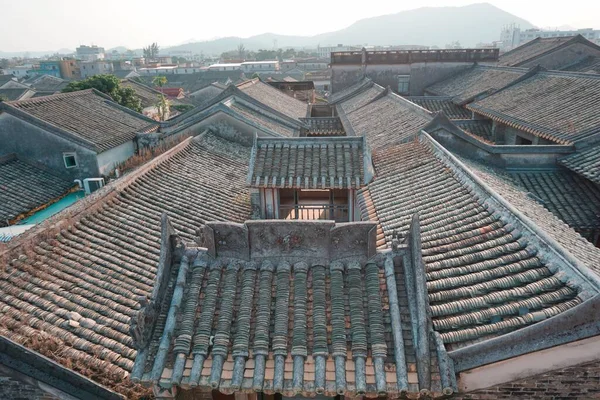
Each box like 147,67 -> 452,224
519,42 -> 600,70
453,361 -> 600,399
0,113 -> 100,180
428,128 -> 568,169
96,140 -> 135,175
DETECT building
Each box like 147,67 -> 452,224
79,60 -> 115,78
330,47 -> 499,94
38,60 -> 62,78
1,61 -> 600,400
22,74 -> 69,96
498,34 -> 600,69
0,89 -> 158,180
6,65 -> 34,78
0,87 -> 35,101
207,63 -> 242,71
317,43 -> 359,59
58,59 -> 80,79
76,44 -> 106,61
501,25 -> 600,51
241,60 -> 280,73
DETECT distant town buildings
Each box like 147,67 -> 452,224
75,44 -> 106,61
317,44 -> 360,59
500,24 -> 600,51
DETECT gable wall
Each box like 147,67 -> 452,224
453,361 -> 600,399
0,113 -> 100,180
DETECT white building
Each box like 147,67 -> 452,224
76,45 -> 106,61
6,66 -> 33,78
207,63 -> 242,71
500,26 -> 600,51
79,60 -> 114,78
241,61 -> 279,73
317,44 -> 358,59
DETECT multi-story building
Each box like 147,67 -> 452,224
500,25 -> 600,51
317,44 -> 360,59
76,44 -> 106,61
79,60 -> 114,78
38,60 -> 62,78
241,60 -> 279,73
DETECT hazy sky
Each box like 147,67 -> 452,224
0,0 -> 598,52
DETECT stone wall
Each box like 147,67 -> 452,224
453,361 -> 600,399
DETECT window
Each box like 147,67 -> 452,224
397,75 -> 410,95
63,153 -> 77,168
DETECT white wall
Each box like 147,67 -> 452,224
96,141 -> 135,175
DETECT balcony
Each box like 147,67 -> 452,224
280,203 -> 350,222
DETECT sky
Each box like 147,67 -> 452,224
0,0 -> 599,52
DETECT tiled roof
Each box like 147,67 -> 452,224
358,139 -> 592,349
4,90 -> 157,152
453,119 -> 494,142
248,137 -> 365,189
0,155 -> 74,226
405,96 -> 471,119
338,86 -> 384,114
237,79 -> 308,120
228,102 -> 296,137
559,143 -> 600,184
23,74 -> 69,92
499,36 -> 576,67
459,157 -> 600,276
341,90 -> 432,150
0,133 -> 253,393
0,74 -> 16,87
562,56 -> 600,74
510,170 -> 600,233
132,219 -> 450,397
425,66 -> 528,104
468,71 -> 600,145
120,79 -> 163,109
0,87 -> 35,101
329,78 -> 374,104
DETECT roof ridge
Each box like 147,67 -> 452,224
7,88 -> 96,105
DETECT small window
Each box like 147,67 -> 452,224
63,153 -> 77,168
397,75 -> 410,95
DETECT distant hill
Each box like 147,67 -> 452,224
165,3 -> 534,55
1,3 -> 534,58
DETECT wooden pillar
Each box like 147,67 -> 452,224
261,188 -> 279,219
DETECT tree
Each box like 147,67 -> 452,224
143,42 -> 160,60
0,95 -> 7,102
152,75 -> 167,90
155,93 -> 170,122
237,43 -> 246,60
62,74 -> 142,113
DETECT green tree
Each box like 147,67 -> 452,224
152,75 -> 167,90
156,93 -> 170,121
62,74 -> 142,112
143,42 -> 160,60
0,95 -> 7,102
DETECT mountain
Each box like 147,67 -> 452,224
164,3 -> 534,55
0,3 -> 534,58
